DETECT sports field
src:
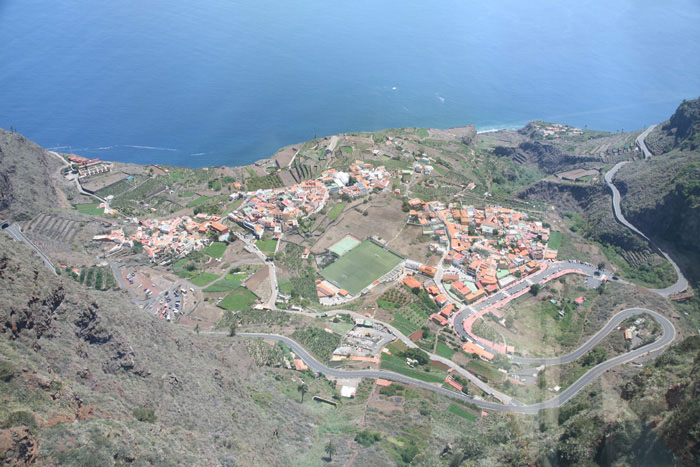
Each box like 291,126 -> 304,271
321,240 -> 402,295
329,234 -> 361,257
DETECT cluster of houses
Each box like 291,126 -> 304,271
402,201 -> 554,325
228,179 -> 329,238
317,161 -> 391,199
93,213 -> 230,261
533,122 -> 584,138
67,154 -> 113,178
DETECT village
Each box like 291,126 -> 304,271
69,134 -> 636,413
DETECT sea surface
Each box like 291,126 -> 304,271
1,0 -> 699,167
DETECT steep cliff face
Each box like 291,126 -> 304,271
0,130 -> 63,221
615,99 -> 700,282
645,97 -> 700,154
0,235 -> 317,465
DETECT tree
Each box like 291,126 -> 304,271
399,348 -> 429,366
297,383 -> 308,403
228,321 -> 237,337
324,441 -> 337,461
538,371 -> 547,390
597,261 -> 605,270
132,240 -> 144,254
597,282 -> 606,295
194,323 -> 200,335
530,284 -> 541,296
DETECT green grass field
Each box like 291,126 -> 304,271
321,240 -> 403,295
218,287 -> 258,311
416,128 -> 429,138
190,272 -> 220,287
380,353 -> 445,383
186,196 -> 212,208
203,273 -> 246,293
74,203 -> 104,216
435,342 -> 455,359
447,403 -> 476,421
278,279 -> 293,295
205,241 -> 227,258
256,239 -> 277,254
548,231 -> 562,251
390,315 -> 420,337
328,202 -> 346,220
467,359 -> 504,383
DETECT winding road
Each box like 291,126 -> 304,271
239,307 -> 674,414
2,223 -> 56,274
231,126 -> 686,413
604,129 -> 688,297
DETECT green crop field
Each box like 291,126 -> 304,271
278,279 -> 293,295
218,287 -> 258,311
447,403 -> 476,421
390,314 -> 420,337
190,272 -> 220,287
379,353 -> 445,383
256,239 -> 277,254
321,240 -> 402,295
203,273 -> 246,293
205,241 -> 227,258
548,231 -> 562,251
467,359 -> 504,383
328,202 -> 346,220
436,342 -> 455,359
74,203 -> 104,216
186,196 -> 212,208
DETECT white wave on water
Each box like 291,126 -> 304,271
190,152 -> 206,156
435,93 -> 445,103
123,145 -> 177,152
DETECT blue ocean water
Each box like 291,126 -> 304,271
1,0 -> 699,167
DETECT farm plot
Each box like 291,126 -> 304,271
218,287 -> 258,311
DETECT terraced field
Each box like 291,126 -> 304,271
24,213 -> 81,244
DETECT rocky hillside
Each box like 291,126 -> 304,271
493,140 -> 598,174
615,98 -> 700,283
0,234 -> 323,465
646,97 -> 700,154
0,129 -> 71,222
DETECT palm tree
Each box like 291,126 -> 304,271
297,383 -> 308,403
324,440 -> 336,461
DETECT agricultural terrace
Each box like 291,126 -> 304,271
321,240 -> 403,295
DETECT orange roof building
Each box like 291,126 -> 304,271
451,281 -> 471,300
435,294 -> 448,307
418,264 -> 437,277
209,221 -> 229,233
316,283 -> 336,297
430,313 -> 448,326
402,276 -> 423,290
462,341 -> 494,361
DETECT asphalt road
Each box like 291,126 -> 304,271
635,124 -> 657,160
512,308 -> 674,365
2,223 -> 56,274
239,310 -> 674,414
452,260 -> 600,349
604,146 -> 688,297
